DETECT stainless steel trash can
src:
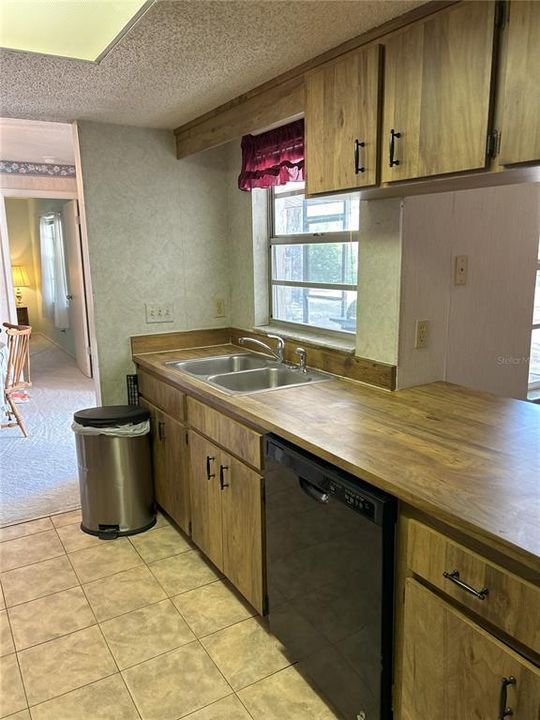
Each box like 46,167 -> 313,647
73,405 -> 155,539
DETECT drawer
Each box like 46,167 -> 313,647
407,520 -> 540,655
187,397 -> 262,470
138,369 -> 186,422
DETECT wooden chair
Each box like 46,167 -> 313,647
1,322 -> 32,437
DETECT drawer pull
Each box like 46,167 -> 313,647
206,456 -> 215,480
219,464 -> 230,490
442,570 -> 489,600
354,138 -> 365,174
158,421 -> 166,441
498,676 -> 516,719
389,128 -> 401,167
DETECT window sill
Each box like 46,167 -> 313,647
252,323 -> 356,353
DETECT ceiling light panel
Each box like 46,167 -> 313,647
0,0 -> 151,62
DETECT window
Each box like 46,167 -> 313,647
269,181 -> 359,334
528,238 -> 540,398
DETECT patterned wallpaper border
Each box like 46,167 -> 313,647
0,160 -> 76,177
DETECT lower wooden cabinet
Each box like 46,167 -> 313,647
140,398 -> 190,533
189,430 -> 264,613
401,579 -> 540,719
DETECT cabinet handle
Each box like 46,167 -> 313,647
206,456 -> 215,480
498,676 -> 516,719
442,570 -> 489,600
219,464 -> 230,490
157,421 -> 166,441
354,139 -> 365,174
389,128 -> 401,167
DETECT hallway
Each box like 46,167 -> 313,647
0,335 -> 95,526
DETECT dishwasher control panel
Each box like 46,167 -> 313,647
327,479 -> 376,520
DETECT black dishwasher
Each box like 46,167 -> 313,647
264,435 -> 397,720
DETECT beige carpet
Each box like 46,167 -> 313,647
0,334 -> 96,526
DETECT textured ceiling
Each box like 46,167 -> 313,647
0,118 -> 75,164
0,0 -> 427,130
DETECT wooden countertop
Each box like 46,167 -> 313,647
134,345 -> 540,571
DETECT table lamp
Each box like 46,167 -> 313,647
11,265 -> 30,307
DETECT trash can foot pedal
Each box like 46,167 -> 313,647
97,524 -> 120,540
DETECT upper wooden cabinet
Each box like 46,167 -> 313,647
381,1 -> 496,182
305,44 -> 381,194
401,579 -> 540,720
499,0 -> 540,165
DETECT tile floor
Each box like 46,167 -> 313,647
0,510 -> 339,720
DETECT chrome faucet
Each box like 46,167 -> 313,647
238,334 -> 285,363
295,347 -> 307,372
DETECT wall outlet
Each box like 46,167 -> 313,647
454,255 -> 468,285
145,303 -> 174,323
213,296 -> 225,318
415,319 -> 429,349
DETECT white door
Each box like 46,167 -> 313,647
62,200 -> 91,377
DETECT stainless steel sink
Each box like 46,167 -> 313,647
166,353 -> 273,377
207,366 -> 327,395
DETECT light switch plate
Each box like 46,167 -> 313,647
145,303 -> 174,323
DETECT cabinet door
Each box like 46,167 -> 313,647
189,431 -> 223,570
158,411 -> 190,533
382,2 -> 496,182
401,579 -> 540,720
140,398 -> 190,533
499,0 -> 540,165
220,453 -> 264,613
305,44 -> 381,194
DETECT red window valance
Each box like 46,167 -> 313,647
238,119 -> 304,192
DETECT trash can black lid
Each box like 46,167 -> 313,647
73,405 -> 150,428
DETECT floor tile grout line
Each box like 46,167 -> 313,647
234,691 -> 258,720
1,574 -> 82,611
7,586 -> 96,653
93,594 -> 171,625
4,599 -> 32,714
0,547 -> 67,577
24,668 -> 120,714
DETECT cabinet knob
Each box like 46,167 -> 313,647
389,129 -> 401,167
219,465 -> 230,490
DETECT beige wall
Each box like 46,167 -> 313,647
77,121 -> 231,404
398,183 -> 539,399
4,199 -> 39,323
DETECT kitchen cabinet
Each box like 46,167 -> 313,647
139,397 -> 190,533
189,430 -> 224,569
381,1 -> 496,183
499,0 -> 540,165
189,429 -> 264,613
401,579 -> 540,719
305,44 -> 381,194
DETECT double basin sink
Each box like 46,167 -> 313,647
165,352 -> 329,395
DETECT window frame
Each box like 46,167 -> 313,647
268,185 -> 359,337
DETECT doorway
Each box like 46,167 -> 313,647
0,194 -> 96,525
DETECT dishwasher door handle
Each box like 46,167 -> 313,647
299,477 -> 329,504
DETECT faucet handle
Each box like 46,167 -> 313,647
266,334 -> 285,361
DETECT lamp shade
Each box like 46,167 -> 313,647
12,265 -> 30,288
